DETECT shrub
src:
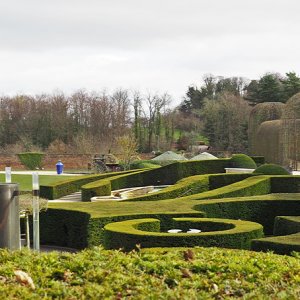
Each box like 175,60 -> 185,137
0,247 -> 300,298
230,154 -> 257,169
17,152 -> 44,170
253,164 -> 290,175
103,217 -> 263,251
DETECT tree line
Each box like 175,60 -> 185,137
0,71 -> 299,155
0,89 -> 175,154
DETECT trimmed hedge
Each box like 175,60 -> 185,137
103,217 -> 264,251
271,175 -> 300,193
230,154 -> 257,169
251,233 -> 300,255
40,170 -> 137,199
250,156 -> 265,166
273,216 -> 300,235
123,173 -> 253,202
195,195 -> 300,235
40,211 -> 205,249
17,152 -> 44,170
185,175 -> 271,201
253,164 -> 290,175
81,159 -> 230,201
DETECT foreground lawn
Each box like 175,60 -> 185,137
0,174 -> 78,192
0,247 -> 299,299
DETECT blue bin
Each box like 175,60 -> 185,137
56,160 -> 64,174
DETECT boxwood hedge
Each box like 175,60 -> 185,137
81,159 -> 230,201
103,217 -> 264,251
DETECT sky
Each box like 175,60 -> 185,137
0,0 -> 299,105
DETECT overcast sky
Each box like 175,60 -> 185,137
0,0 -> 299,105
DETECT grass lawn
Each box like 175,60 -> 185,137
0,174 -> 78,192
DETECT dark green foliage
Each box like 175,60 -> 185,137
230,154 -> 257,169
254,164 -> 290,175
103,217 -> 263,251
208,173 -> 253,190
17,152 -> 44,170
40,209 -> 90,249
189,176 -> 271,201
271,176 -> 300,193
273,216 -> 300,236
40,211 -> 205,248
251,233 -> 300,255
250,156 -> 265,166
196,197 -> 300,235
245,73 -> 284,104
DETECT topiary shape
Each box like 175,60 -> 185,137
253,164 -> 290,175
230,154 -> 257,169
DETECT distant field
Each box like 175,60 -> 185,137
0,174 -> 78,191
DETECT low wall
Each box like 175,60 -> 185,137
0,154 -> 91,171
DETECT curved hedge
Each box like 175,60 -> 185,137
251,216 -> 300,255
253,164 -> 290,175
273,216 -> 300,236
122,173 -> 253,202
40,170 -> 137,199
104,217 -> 263,251
81,159 -> 230,201
251,233 -> 300,255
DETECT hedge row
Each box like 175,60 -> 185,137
251,233 -> 300,255
40,211 -> 205,249
184,175 -> 271,201
123,173 -> 253,202
103,217 -> 264,251
40,170 -> 137,199
195,195 -> 300,235
250,216 -> 300,255
81,159 -> 230,201
273,216 -> 300,235
41,193 -> 300,251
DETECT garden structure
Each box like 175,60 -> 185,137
250,93 -> 300,169
38,154 -> 300,255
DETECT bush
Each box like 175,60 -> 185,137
230,154 -> 257,169
253,164 -> 290,175
17,152 -> 44,170
103,217 -> 263,251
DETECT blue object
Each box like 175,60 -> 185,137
56,160 -> 64,174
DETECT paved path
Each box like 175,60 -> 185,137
51,191 -> 82,202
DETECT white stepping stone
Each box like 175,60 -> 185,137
167,229 -> 182,233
